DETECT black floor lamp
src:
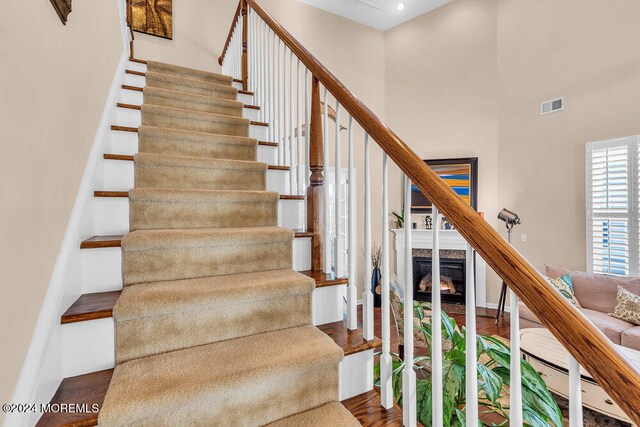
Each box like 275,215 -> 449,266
495,208 -> 520,324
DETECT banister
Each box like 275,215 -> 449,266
218,1 -> 242,66
238,0 -> 640,422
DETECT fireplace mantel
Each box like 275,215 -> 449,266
391,229 -> 487,307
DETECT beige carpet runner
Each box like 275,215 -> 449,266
98,60 -> 359,426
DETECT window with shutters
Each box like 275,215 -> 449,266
586,136 -> 640,276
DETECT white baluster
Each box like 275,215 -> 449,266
268,31 -> 274,142
569,356 -> 583,427
289,50 -> 295,196
276,39 -> 282,164
432,207 -> 443,427
304,68 -> 310,190
282,44 -> 288,172
296,59 -> 303,196
466,243 -> 479,426
334,102 -> 342,277
323,88 -> 331,273
380,153 -> 393,409
259,21 -> 265,121
363,133 -> 374,341
510,290 -> 523,426
347,115 -> 357,330
403,174 -> 417,427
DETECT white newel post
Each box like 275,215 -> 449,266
402,175 -> 417,426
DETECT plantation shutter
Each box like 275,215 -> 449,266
586,137 -> 640,276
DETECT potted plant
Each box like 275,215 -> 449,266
371,246 -> 382,307
375,303 -> 562,427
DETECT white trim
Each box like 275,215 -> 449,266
5,3 -> 130,426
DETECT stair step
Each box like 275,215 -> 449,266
147,60 -> 232,86
61,291 -> 121,324
143,86 -> 245,117
117,102 -> 259,111
101,153 -> 288,171
39,325 -> 382,426
115,270 -> 315,362
141,105 -> 250,136
267,402 -> 359,426
122,84 -> 143,92
239,89 -> 254,96
94,188 -> 300,201
81,231 -> 312,249
101,326 -> 342,425
146,71 -> 237,99
129,58 -> 147,64
125,69 -> 145,77
61,271 -> 347,325
259,141 -> 278,147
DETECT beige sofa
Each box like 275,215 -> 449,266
519,265 -> 640,351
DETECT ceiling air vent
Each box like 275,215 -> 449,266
540,97 -> 564,115
356,0 -> 385,10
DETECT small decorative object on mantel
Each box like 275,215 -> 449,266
49,0 -> 72,25
132,0 -> 173,39
425,215 -> 432,230
441,217 -> 453,230
371,246 -> 382,308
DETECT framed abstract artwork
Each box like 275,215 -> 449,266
131,0 -> 173,39
411,157 -> 478,213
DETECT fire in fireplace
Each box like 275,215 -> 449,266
412,256 -> 466,304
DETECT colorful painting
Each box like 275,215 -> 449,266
132,0 -> 173,39
411,158 -> 478,213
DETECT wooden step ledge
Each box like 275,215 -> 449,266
39,325 -> 383,426
122,84 -> 143,92
125,69 -> 145,77
233,78 -> 243,84
81,231 -> 312,249
116,103 -> 260,111
94,190 -> 302,201
101,154 -> 290,171
129,58 -> 147,64
238,90 -> 254,96
61,291 -> 121,324
259,141 -> 278,147
60,271 -> 348,325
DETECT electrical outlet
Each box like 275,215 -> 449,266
521,234 -> 527,242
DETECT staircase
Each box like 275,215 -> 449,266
33,59 -> 388,426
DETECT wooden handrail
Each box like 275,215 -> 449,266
218,1 -> 242,66
239,0 -> 640,421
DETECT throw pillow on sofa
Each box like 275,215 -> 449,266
610,286 -> 640,326
546,274 -> 581,307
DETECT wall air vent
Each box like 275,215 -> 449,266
540,97 -> 564,115
356,0 -> 385,10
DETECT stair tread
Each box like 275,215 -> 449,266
94,188 -> 300,201
60,271 -> 349,325
61,291 -> 121,324
116,269 -> 315,320
319,320 -> 382,356
98,326 -> 342,425
81,230 -> 314,249
135,151 -> 265,170
146,60 -> 232,86
267,402 -> 359,426
39,323 -> 380,426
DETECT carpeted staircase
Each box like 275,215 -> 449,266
97,61 -> 360,426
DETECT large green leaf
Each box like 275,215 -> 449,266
442,361 -> 465,426
477,363 -> 503,402
417,379 -> 433,426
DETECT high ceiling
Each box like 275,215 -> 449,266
296,0 -> 453,31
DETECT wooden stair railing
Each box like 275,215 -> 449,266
219,1 -> 640,423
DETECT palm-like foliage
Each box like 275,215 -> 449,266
375,302 -> 562,427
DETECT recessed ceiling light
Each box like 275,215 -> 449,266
396,2 -> 405,11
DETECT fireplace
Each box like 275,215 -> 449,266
413,256 -> 466,304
